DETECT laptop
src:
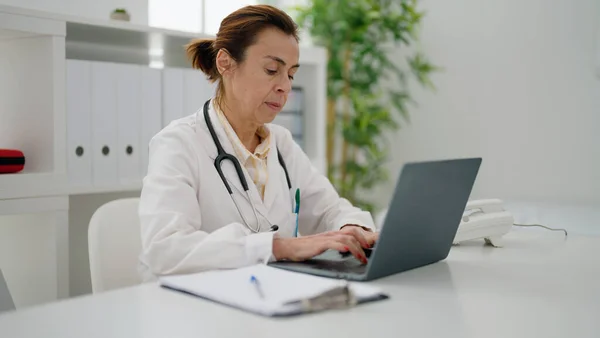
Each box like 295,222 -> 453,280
269,158 -> 482,281
0,269 -> 16,313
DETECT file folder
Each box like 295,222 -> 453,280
91,61 -> 118,186
66,59 -> 92,187
116,63 -> 142,185
140,68 -> 162,177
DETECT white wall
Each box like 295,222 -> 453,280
374,0 -> 600,210
0,0 -> 148,24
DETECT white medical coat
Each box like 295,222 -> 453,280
138,100 -> 375,281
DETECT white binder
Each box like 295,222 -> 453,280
272,114 -> 303,135
283,87 -> 304,113
184,69 -> 215,116
91,61 -> 118,186
66,59 -> 92,187
140,68 -> 162,177
162,68 -> 184,127
116,63 -> 142,186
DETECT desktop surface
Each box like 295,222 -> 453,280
0,231 -> 598,338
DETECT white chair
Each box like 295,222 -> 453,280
88,198 -> 142,293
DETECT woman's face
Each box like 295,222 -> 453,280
219,27 -> 300,125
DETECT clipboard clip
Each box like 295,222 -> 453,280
286,282 -> 358,313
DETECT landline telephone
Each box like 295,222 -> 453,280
375,198 -> 555,248
453,199 -> 514,247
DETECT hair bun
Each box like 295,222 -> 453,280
185,38 -> 219,81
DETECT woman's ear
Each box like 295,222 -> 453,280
215,49 -> 235,76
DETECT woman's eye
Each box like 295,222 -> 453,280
288,75 -> 294,80
266,69 -> 277,75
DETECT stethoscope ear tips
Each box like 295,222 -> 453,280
270,225 -> 279,231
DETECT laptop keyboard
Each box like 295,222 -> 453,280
305,257 -> 368,274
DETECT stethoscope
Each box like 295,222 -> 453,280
200,99 -> 292,233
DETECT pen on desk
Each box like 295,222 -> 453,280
250,275 -> 265,299
294,188 -> 300,237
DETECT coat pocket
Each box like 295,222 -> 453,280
277,212 -> 299,238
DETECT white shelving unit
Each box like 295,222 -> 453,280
0,9 -> 67,200
0,4 -> 326,307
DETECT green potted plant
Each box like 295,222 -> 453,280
110,8 -> 131,22
292,0 -> 437,213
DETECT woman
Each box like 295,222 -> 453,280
138,4 -> 377,281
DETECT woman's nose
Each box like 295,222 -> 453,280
276,75 -> 292,93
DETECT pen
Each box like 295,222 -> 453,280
250,275 -> 265,299
294,188 -> 300,237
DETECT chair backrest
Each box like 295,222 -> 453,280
0,269 -> 15,313
88,198 -> 142,293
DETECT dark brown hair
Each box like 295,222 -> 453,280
185,5 -> 299,103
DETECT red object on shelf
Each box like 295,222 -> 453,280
0,149 -> 25,173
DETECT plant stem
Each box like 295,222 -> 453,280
326,98 -> 336,181
340,46 -> 352,186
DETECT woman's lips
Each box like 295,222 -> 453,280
266,102 -> 282,110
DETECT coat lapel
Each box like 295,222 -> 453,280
263,134 -> 290,211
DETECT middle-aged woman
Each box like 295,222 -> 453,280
138,4 -> 378,281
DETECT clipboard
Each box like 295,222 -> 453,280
159,264 -> 388,317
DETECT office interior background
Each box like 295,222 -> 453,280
0,0 -> 598,310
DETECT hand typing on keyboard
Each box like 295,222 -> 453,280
339,245 -> 374,259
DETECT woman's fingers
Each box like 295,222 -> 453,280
322,240 -> 347,253
335,234 -> 367,264
320,237 -> 366,264
365,231 -> 379,246
340,225 -> 370,248
300,231 -> 374,264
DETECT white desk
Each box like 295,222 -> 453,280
1,230 -> 599,338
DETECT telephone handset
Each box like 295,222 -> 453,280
452,199 -> 514,247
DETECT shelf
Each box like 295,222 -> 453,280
0,172 -> 141,198
0,7 -> 65,38
0,173 -> 67,200
0,30 -> 67,199
0,5 -> 324,69
0,4 -> 179,39
0,195 -> 68,216
0,3 -> 327,193
66,21 -> 203,54
68,183 -> 142,195
64,16 -> 325,66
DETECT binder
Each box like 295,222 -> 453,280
272,114 -> 303,135
140,68 -> 162,177
91,61 -> 118,186
279,87 -> 305,149
116,63 -> 142,185
183,69 -> 215,116
66,59 -> 92,187
162,68 -> 184,127
283,87 -> 304,114
163,67 -> 216,127
159,264 -> 388,317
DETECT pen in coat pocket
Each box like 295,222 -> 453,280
294,188 -> 300,237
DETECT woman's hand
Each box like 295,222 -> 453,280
339,224 -> 378,248
272,227 -> 377,264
